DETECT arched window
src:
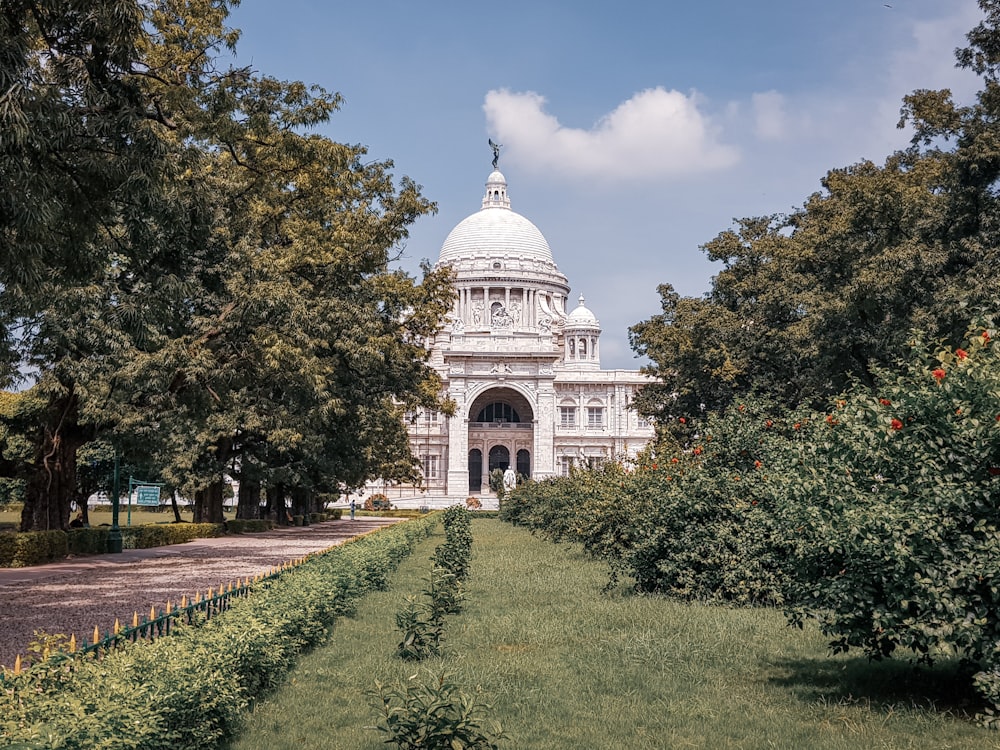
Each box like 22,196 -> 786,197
488,445 -> 510,472
468,449 -> 483,493
558,399 -> 577,428
475,403 -> 521,423
516,449 -> 530,478
586,399 -> 605,429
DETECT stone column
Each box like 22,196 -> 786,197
534,384 -> 556,478
445,386 -> 470,496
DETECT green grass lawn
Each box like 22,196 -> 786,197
0,505 -> 232,530
227,520 -> 999,750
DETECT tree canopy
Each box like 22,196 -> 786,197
0,0 -> 454,529
630,0 -> 1000,426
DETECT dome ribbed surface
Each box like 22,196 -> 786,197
438,208 -> 554,265
566,295 -> 599,327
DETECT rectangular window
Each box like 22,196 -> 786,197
420,455 -> 439,480
587,407 -> 604,429
637,416 -> 650,429
559,456 -> 574,477
559,406 -> 576,428
423,410 -> 438,424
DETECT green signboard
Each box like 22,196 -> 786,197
135,485 -> 161,506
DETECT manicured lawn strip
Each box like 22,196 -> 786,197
228,520 -> 996,750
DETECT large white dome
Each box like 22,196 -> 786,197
439,209 -> 554,265
437,170 -> 555,266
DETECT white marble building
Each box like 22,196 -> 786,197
387,168 -> 653,498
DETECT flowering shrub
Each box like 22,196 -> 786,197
503,397 -> 793,604
503,321 -> 1000,720
364,493 -> 391,511
773,325 -> 1000,720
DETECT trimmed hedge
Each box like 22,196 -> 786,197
2,513 -> 350,566
64,523 -> 227,556
225,519 -> 275,534
0,514 -> 438,749
0,530 -> 68,567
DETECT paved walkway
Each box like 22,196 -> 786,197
0,517 -> 402,669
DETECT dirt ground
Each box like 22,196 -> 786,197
0,517 -> 401,670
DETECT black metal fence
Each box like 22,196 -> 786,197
3,557 -> 308,678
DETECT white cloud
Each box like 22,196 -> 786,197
751,90 -> 788,140
890,5 -> 982,100
483,87 -> 739,182
730,4 -> 982,166
878,4 -> 983,134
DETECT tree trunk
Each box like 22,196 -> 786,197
193,480 -> 226,523
19,390 -> 85,532
236,479 -> 261,519
192,438 -> 231,523
78,494 -> 89,526
291,486 -> 311,523
266,482 -> 288,524
169,488 -> 182,523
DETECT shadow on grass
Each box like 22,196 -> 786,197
767,653 -> 986,718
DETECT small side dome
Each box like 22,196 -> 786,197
566,295 -> 600,328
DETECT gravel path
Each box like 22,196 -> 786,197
0,518 -> 402,669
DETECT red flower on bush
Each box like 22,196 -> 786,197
793,422 -> 801,430
738,404 -> 745,412
692,446 -> 703,456
985,330 -> 991,343
890,418 -> 903,430
754,460 -> 762,469
651,463 -> 658,470
825,414 -> 838,425
678,417 -> 686,424
932,368 -> 946,381
670,457 -> 679,464
879,398 -> 892,406
765,419 -> 773,428
956,348 -> 968,360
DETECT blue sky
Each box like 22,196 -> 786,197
228,0 -> 983,369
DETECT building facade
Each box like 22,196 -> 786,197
394,167 -> 654,497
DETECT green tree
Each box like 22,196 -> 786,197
1,1 -> 454,528
631,0 -> 1000,424
773,323 -> 1000,719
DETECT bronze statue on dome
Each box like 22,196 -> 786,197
488,138 -> 502,169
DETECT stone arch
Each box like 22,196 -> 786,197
468,449 -> 483,493
466,385 -> 535,423
516,448 -> 531,479
488,445 -> 510,472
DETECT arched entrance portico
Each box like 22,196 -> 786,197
466,386 -> 534,494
